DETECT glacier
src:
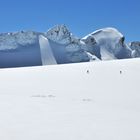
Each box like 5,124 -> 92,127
82,27 -> 132,60
39,35 -> 57,65
0,25 -> 139,68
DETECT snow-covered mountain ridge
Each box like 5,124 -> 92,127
0,25 -> 139,68
0,31 -> 41,50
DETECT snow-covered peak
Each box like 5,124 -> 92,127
45,25 -> 90,63
83,27 -> 124,47
45,25 -> 72,45
82,27 -> 131,60
89,27 -> 123,39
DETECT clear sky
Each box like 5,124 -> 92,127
0,0 -> 139,42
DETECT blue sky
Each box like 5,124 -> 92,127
0,0 -> 139,42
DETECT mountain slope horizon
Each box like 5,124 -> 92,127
0,24 -> 139,68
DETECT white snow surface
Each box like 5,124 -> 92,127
0,58 -> 140,140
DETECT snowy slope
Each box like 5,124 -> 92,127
0,58 -> 140,140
